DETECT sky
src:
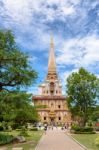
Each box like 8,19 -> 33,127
0,0 -> 99,95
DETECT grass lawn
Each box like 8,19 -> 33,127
72,133 -> 99,150
0,130 -> 43,150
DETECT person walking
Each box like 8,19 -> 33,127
44,124 -> 47,134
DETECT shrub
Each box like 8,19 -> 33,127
86,120 -> 93,127
12,123 -> 24,130
0,126 -> 3,131
0,122 -> 5,131
19,126 -> 29,137
0,133 -> 13,145
95,136 -> 99,146
71,126 -> 95,134
30,127 -> 38,131
71,124 -> 79,130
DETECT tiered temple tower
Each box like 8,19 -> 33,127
33,37 -> 71,125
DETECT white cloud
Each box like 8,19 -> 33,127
1,0 -> 99,51
2,0 -> 31,25
28,56 -> 37,63
56,34 -> 99,71
46,0 -> 80,6
1,0 -> 99,68
1,0 -> 76,24
55,33 -> 99,95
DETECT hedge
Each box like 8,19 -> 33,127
71,126 -> 95,134
0,133 -> 13,145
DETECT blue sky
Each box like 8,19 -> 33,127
0,0 -> 99,94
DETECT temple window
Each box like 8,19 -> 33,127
58,105 -> 61,109
59,117 -> 61,120
51,91 -> 54,95
50,82 -> 54,95
44,117 -> 46,120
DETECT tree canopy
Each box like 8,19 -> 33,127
66,67 -> 99,126
0,30 -> 37,91
0,91 -> 39,129
0,30 -> 39,129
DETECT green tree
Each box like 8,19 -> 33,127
0,30 -> 37,91
89,105 -> 99,122
0,91 -> 39,129
66,67 -> 99,127
0,30 -> 39,129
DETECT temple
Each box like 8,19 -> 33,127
33,36 -> 71,125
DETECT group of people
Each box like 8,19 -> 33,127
43,123 -> 70,134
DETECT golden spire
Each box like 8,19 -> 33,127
48,35 -> 57,74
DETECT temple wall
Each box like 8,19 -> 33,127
34,100 -> 68,110
34,99 -> 71,124
38,109 -> 71,124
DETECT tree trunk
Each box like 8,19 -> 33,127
80,116 -> 87,127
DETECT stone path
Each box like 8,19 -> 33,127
35,128 -> 85,150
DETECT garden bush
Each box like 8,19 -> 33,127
0,126 -> 3,131
0,122 -> 4,131
71,124 -> 79,130
0,133 -> 13,145
71,126 -> 95,134
19,127 -> 29,137
95,136 -> 99,146
30,127 -> 38,131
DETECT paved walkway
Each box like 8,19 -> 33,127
35,128 -> 85,150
